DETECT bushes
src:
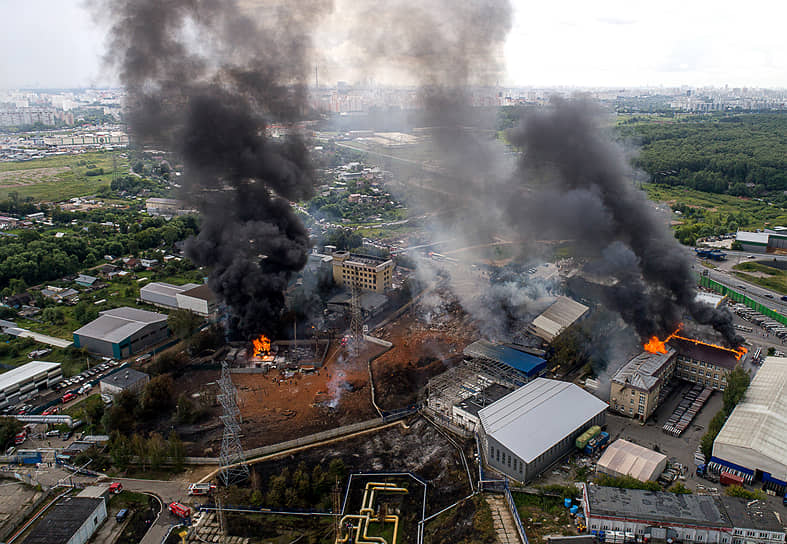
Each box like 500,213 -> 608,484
595,474 -> 661,492
726,485 -> 765,501
700,368 -> 751,460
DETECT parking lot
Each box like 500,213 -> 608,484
605,380 -> 723,491
2,359 -> 123,417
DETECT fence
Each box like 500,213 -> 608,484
185,416 -> 403,464
503,479 -> 529,544
699,275 -> 787,325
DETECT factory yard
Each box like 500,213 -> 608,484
602,381 -> 722,489
233,340 -> 385,448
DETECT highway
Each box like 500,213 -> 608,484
691,249 -> 787,314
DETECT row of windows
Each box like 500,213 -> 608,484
490,445 -> 525,475
589,523 -> 731,543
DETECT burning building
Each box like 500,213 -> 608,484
610,329 -> 747,422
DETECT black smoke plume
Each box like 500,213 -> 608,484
507,99 -> 743,346
96,0 -> 330,338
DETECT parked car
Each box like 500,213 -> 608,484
61,392 -> 76,403
116,509 -> 129,522
45,430 -> 60,438
109,482 -> 123,494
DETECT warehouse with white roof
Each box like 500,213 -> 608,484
528,296 -> 589,343
0,361 -> 62,410
479,378 -> 608,482
73,307 -> 169,359
710,356 -> 787,494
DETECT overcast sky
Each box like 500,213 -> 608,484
0,0 -> 785,89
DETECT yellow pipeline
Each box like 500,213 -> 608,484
336,482 -> 408,544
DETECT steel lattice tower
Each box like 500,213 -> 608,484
349,281 -> 364,357
218,360 -> 250,487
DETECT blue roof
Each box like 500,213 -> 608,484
464,340 -> 547,377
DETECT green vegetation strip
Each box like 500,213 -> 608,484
698,275 -> 787,324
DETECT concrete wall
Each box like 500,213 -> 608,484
73,335 -> 115,358
175,294 -> 211,316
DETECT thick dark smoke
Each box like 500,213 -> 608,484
346,0 -> 741,345
96,0 -> 330,338
507,99 -> 743,346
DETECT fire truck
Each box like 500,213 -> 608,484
188,483 -> 217,496
169,502 -> 191,519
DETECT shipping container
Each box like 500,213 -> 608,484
575,425 -> 602,450
719,471 -> 744,486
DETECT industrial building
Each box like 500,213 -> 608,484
610,348 -> 676,421
596,439 -> 667,482
175,284 -> 217,317
463,340 -> 547,382
140,282 -> 200,310
145,198 -> 194,217
671,337 -> 741,390
611,337 -> 742,422
0,361 -> 62,410
452,383 -> 512,432
20,496 -> 107,544
582,485 -> 785,544
710,356 -> 787,494
331,252 -> 394,293
327,291 -> 388,317
426,341 -> 546,428
100,368 -> 150,398
73,307 -> 169,358
479,378 -> 608,482
528,296 -> 589,343
735,228 -> 787,254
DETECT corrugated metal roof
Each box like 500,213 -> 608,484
713,356 -> 787,480
735,231 -> 769,245
141,282 -> 199,297
612,348 -> 675,392
464,340 -> 546,377
529,296 -> 589,342
0,361 -> 60,391
479,378 -> 608,463
597,439 -> 667,481
74,307 -> 167,343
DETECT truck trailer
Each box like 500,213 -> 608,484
719,471 -> 745,486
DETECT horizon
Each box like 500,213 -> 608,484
1,1 -> 785,90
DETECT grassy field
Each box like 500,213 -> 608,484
733,261 -> 787,295
645,184 -> 787,229
513,490 -> 577,541
0,151 -> 127,201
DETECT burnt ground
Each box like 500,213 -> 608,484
371,292 -> 479,410
247,417 -> 473,524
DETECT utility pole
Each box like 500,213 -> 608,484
217,360 -> 249,487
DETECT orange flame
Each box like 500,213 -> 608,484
252,334 -> 271,357
643,324 -> 747,361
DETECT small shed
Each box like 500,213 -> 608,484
596,439 -> 668,482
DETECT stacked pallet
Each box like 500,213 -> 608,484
662,385 -> 712,436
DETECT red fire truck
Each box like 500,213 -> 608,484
168,502 -> 191,519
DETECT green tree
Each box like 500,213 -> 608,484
168,309 -> 203,340
147,432 -> 167,470
168,430 -> 186,471
141,375 -> 175,414
0,417 -> 23,449
668,482 -> 692,494
109,432 -> 132,469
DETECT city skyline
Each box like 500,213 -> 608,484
0,0 -> 786,90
